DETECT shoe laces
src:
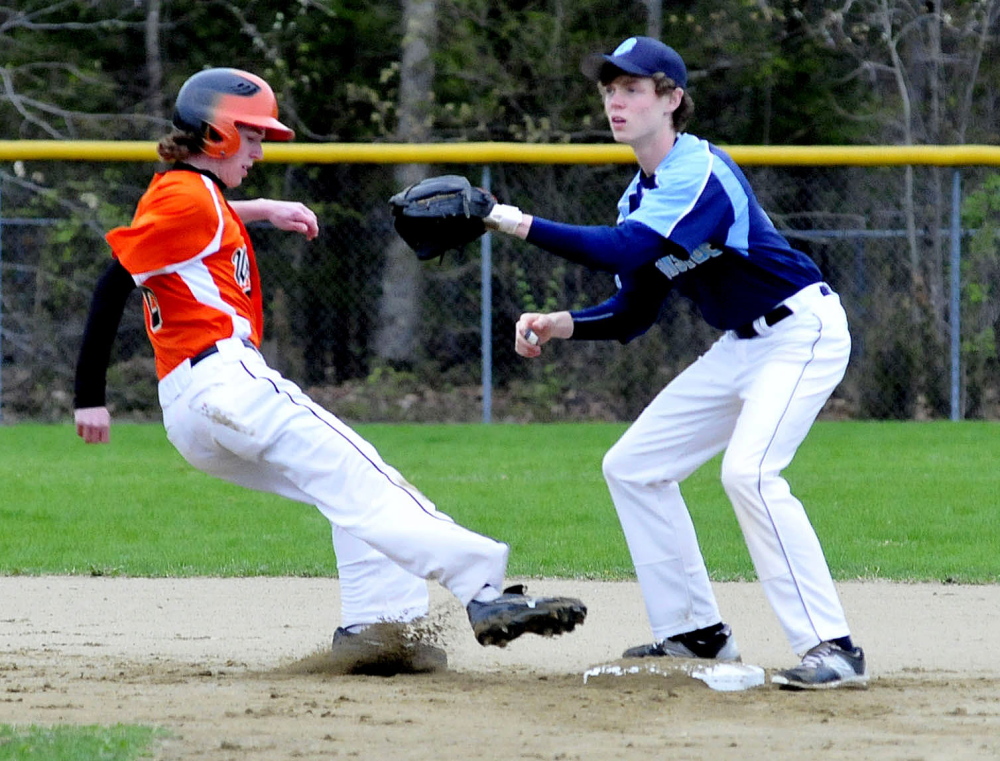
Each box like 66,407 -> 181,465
800,641 -> 840,668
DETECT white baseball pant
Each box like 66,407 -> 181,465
602,283 -> 852,655
157,336 -> 508,627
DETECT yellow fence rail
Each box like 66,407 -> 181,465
1,141 -> 1000,166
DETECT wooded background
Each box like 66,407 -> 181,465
2,0 -> 1000,423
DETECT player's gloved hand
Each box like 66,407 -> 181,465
484,204 -> 524,234
389,175 -> 496,261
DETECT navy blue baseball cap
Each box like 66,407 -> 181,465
582,36 -> 688,88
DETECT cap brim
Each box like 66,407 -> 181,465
580,53 -> 608,81
580,53 -> 652,82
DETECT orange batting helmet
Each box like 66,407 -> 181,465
172,68 -> 294,158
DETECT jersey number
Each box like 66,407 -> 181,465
140,286 -> 162,332
232,246 -> 251,295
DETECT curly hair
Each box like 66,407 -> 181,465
156,129 -> 205,163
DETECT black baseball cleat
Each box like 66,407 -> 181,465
622,622 -> 742,662
330,623 -> 447,676
466,584 -> 587,647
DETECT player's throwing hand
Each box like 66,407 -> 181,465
515,312 -> 574,357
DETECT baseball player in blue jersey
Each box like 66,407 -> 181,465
485,37 -> 868,690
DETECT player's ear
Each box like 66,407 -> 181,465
662,87 -> 683,117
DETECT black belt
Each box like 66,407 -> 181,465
734,284 -> 831,339
734,305 -> 793,339
190,338 -> 258,366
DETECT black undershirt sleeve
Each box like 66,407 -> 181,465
73,259 -> 137,408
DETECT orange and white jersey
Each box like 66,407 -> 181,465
106,169 -> 263,378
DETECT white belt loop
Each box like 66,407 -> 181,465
157,358 -> 193,408
214,335 -> 249,359
158,336 -> 260,408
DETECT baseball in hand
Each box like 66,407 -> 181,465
523,328 -> 539,346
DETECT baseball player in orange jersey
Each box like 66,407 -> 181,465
73,68 -> 585,672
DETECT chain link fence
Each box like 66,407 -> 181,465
1,149 -> 997,424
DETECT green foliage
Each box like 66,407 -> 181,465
513,259 -> 564,314
3,0 -> 998,425
417,0 -> 871,145
1,2 -> 140,140
1,1 -> 992,169
959,173 -> 1000,417
662,0 -> 872,145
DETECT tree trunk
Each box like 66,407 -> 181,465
375,0 -> 437,366
641,0 -> 661,38
144,0 -> 164,122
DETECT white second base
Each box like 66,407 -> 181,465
582,660 -> 766,692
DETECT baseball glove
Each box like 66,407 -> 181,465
389,174 -> 496,261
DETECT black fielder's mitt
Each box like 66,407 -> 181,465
389,174 -> 496,261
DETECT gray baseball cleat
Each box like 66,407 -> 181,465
622,622 -> 742,661
330,623 -> 447,676
771,641 -> 869,690
466,584 -> 587,647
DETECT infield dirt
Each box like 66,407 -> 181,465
1,577 -> 998,760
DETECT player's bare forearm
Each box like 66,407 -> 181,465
512,213 -> 533,239
231,199 -> 319,240
515,311 -> 574,357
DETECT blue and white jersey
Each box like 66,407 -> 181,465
526,133 -> 824,337
524,133 -> 825,337
614,133 -> 820,328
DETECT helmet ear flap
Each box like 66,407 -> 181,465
200,123 -> 239,158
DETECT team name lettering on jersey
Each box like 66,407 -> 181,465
232,246 -> 251,295
654,242 -> 723,280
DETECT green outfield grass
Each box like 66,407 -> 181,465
1,421 -> 998,582
0,724 -> 164,761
